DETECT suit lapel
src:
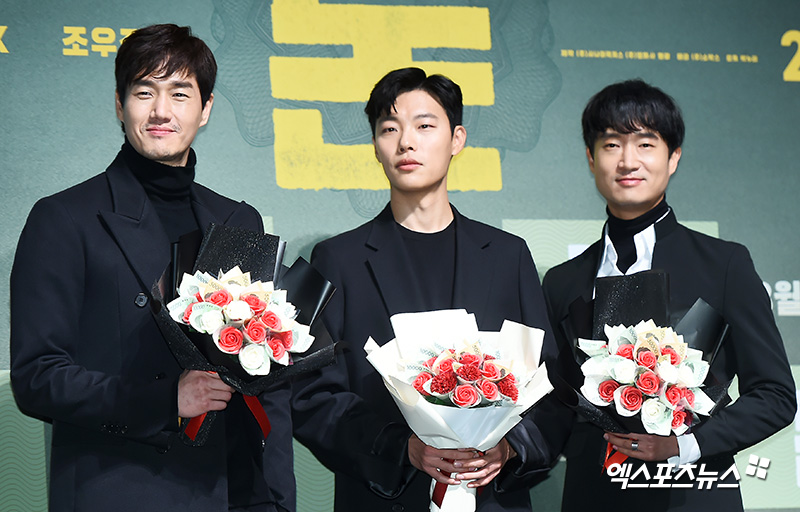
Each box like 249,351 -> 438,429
365,205 -> 426,316
99,156 -> 171,291
451,208 -> 494,322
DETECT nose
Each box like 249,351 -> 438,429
398,129 -> 415,153
618,144 -> 639,172
150,94 -> 171,122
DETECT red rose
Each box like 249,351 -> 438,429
672,410 -> 687,429
661,347 -> 680,365
635,370 -> 660,396
479,379 -> 500,401
182,303 -> 195,324
429,371 -> 457,394
437,358 -> 455,374
497,376 -> 519,402
261,310 -> 282,331
480,362 -> 501,380
267,337 -> 286,360
194,292 -> 203,302
206,289 -> 233,307
242,294 -> 267,315
664,385 -> 683,406
598,379 -> 621,403
413,372 -> 433,396
619,385 -> 643,412
456,363 -> 481,382
217,326 -> 243,354
276,329 -> 293,349
682,388 -> 695,408
484,354 -> 495,361
422,356 -> 437,369
616,344 -> 634,360
636,349 -> 657,370
459,353 -> 481,366
451,384 -> 481,407
245,319 -> 268,344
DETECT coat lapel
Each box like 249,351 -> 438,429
99,156 -> 172,291
365,205 -> 426,316
451,208 -> 494,322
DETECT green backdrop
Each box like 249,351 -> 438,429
2,1 -> 799,510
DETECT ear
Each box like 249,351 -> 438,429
372,137 -> 381,163
115,91 -> 124,122
450,125 -> 467,157
667,146 -> 681,176
199,93 -> 214,127
586,147 -> 596,175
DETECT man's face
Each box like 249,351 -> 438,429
373,89 -> 466,195
588,128 -> 681,220
115,71 -> 213,167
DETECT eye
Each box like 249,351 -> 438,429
134,90 -> 152,99
381,126 -> 397,134
419,123 -> 432,129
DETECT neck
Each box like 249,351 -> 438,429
390,184 -> 453,233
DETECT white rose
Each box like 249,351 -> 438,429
224,300 -> 254,323
187,303 -> 223,333
640,398 -> 672,435
656,361 -> 678,384
578,338 -> 609,358
239,343 -> 270,375
607,355 -> 637,384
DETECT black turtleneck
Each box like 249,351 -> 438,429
607,198 -> 670,273
121,140 -> 199,243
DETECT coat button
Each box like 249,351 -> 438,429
391,505 -> 404,512
134,293 -> 148,307
154,372 -> 166,380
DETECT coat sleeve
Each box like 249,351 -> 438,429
10,198 -> 180,446
495,240 -> 575,491
692,245 -> 796,458
291,241 -> 415,497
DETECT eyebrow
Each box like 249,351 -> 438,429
378,112 -> 439,123
599,130 -> 660,140
132,79 -> 196,89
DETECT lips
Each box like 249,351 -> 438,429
617,176 -> 644,186
396,158 -> 421,171
146,126 -> 176,136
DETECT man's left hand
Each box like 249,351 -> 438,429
453,438 -> 518,488
604,432 -> 679,462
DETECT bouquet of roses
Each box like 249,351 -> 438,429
365,309 -> 553,512
151,223 -> 335,445
165,266 -> 315,377
578,319 -> 716,436
410,343 -> 520,409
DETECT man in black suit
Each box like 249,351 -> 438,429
10,24 -> 293,512
292,67 -> 570,511
542,79 -> 796,511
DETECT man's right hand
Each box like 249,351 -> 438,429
177,370 -> 234,418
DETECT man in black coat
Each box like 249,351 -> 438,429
10,24 -> 293,512
542,79 -> 796,511
292,67 -> 571,511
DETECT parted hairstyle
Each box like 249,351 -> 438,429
582,79 -> 685,157
365,67 -> 463,136
115,24 -> 216,107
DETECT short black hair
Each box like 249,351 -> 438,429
115,24 -> 216,107
365,67 -> 462,135
582,79 -> 684,157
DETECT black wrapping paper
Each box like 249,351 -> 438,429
592,270 -> 669,338
150,223 -> 336,444
555,271 -> 730,436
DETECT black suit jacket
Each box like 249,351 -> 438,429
10,152 -> 294,512
542,209 -> 796,511
292,205 -> 571,512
